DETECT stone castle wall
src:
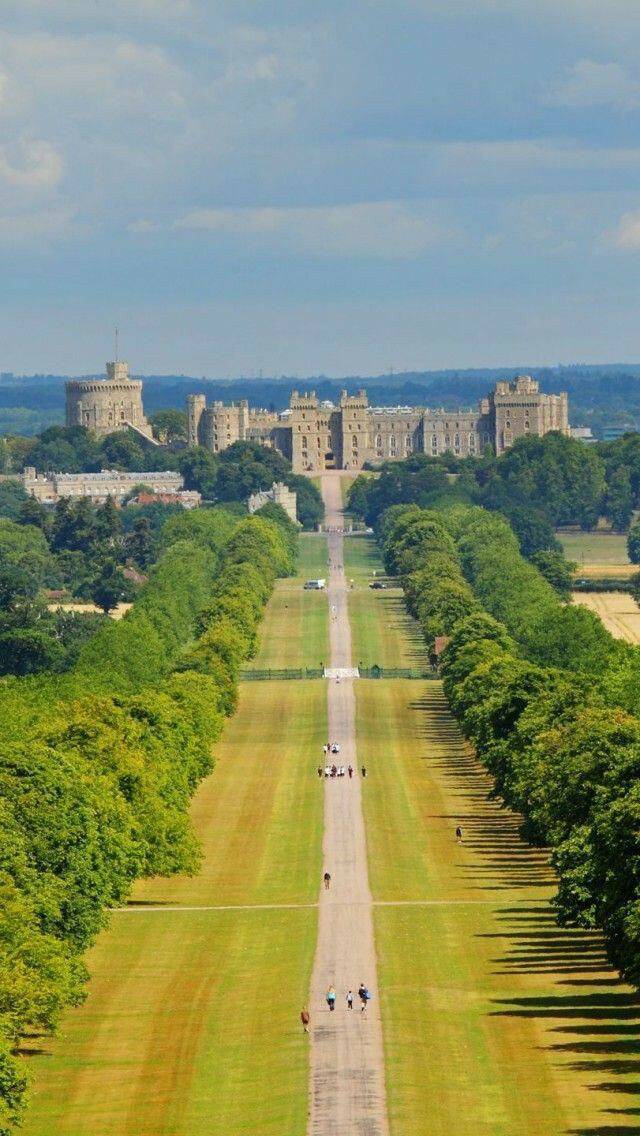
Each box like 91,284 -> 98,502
66,361 -> 153,439
187,375 -> 569,473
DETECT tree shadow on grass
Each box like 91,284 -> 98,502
405,689 -> 640,1133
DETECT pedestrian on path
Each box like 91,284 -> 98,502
317,766 -> 323,778
346,990 -> 354,1010
324,871 -> 331,890
348,764 -> 354,779
358,984 -> 371,1013
456,824 -> 463,842
326,986 -> 336,1012
301,1007 -> 310,1033
361,765 -> 367,778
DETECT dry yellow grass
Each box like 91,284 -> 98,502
47,602 -> 133,619
573,589 -> 640,643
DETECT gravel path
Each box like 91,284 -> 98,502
307,474 -> 389,1136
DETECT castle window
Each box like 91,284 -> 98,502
445,435 -> 450,446
454,434 -> 460,446
327,437 -> 331,446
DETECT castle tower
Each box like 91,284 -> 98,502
187,393 -> 206,447
65,359 -> 152,439
339,388 -> 368,470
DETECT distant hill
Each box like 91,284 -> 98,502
2,364 -> 640,436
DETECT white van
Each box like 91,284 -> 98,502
304,578 -> 326,590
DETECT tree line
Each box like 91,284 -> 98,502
349,431 -> 640,537
0,502 -> 297,1133
380,503 -> 640,994
0,425 -> 324,529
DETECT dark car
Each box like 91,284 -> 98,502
369,581 -> 387,589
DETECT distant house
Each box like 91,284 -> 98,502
247,481 -> 298,524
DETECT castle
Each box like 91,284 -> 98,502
66,360 -> 154,440
187,376 -> 569,474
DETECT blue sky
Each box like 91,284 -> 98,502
3,1 -> 640,375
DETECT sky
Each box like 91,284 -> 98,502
3,1 -> 640,376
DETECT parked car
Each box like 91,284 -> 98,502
369,581 -> 387,589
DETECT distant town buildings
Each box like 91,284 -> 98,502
65,360 -> 154,441
20,467 -> 190,505
188,375 -> 569,473
247,481 -> 298,524
570,426 -> 596,444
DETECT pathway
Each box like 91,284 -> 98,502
307,475 -> 389,1136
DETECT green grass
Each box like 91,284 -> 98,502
559,531 -> 630,567
248,536 -> 329,670
22,605 -> 327,1133
344,536 -> 426,669
357,679 -> 640,1135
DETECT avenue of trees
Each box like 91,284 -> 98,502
349,431 -> 640,537
381,503 -> 640,993
0,504 -> 297,1133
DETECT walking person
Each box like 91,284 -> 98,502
317,766 -> 323,778
326,985 -> 336,1012
300,1007 -> 310,1033
358,983 -> 370,1012
324,871 -> 331,890
361,765 -> 367,778
348,764 -> 353,779
456,824 -> 463,843
346,989 -> 354,1010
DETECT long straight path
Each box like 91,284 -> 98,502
307,475 -> 389,1136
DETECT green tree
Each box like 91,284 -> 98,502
0,480 -> 29,522
90,562 -> 134,614
628,521 -> 640,564
605,466 -> 633,531
150,409 -> 187,443
530,549 -> 575,598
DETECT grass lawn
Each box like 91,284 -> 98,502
248,535 -> 329,670
344,536 -> 426,669
357,676 -> 640,1135
22,601 -> 327,1131
559,531 -> 631,572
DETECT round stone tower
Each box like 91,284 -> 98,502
65,361 -> 152,439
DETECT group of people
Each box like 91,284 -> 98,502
300,984 -> 372,1031
323,742 -> 341,756
318,763 -> 366,779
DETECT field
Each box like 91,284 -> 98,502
344,537 -> 426,669
558,531 -> 635,577
22,666 -> 326,1131
573,589 -> 640,643
246,534 -> 329,669
357,676 -> 640,1135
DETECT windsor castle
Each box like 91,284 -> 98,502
64,363 -> 569,474
187,375 -> 569,473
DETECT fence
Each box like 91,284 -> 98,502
358,666 -> 437,680
240,665 -> 437,681
241,667 -> 324,681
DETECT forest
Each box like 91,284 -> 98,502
348,430 -> 640,538
0,500 -> 298,1133
3,363 -> 640,435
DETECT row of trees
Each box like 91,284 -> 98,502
0,504 -> 296,1133
349,431 -> 640,535
380,504 -> 640,992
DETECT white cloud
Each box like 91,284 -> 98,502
0,206 -> 82,243
0,138 -> 62,190
175,200 -> 455,259
609,209 -> 640,250
548,59 -> 640,111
